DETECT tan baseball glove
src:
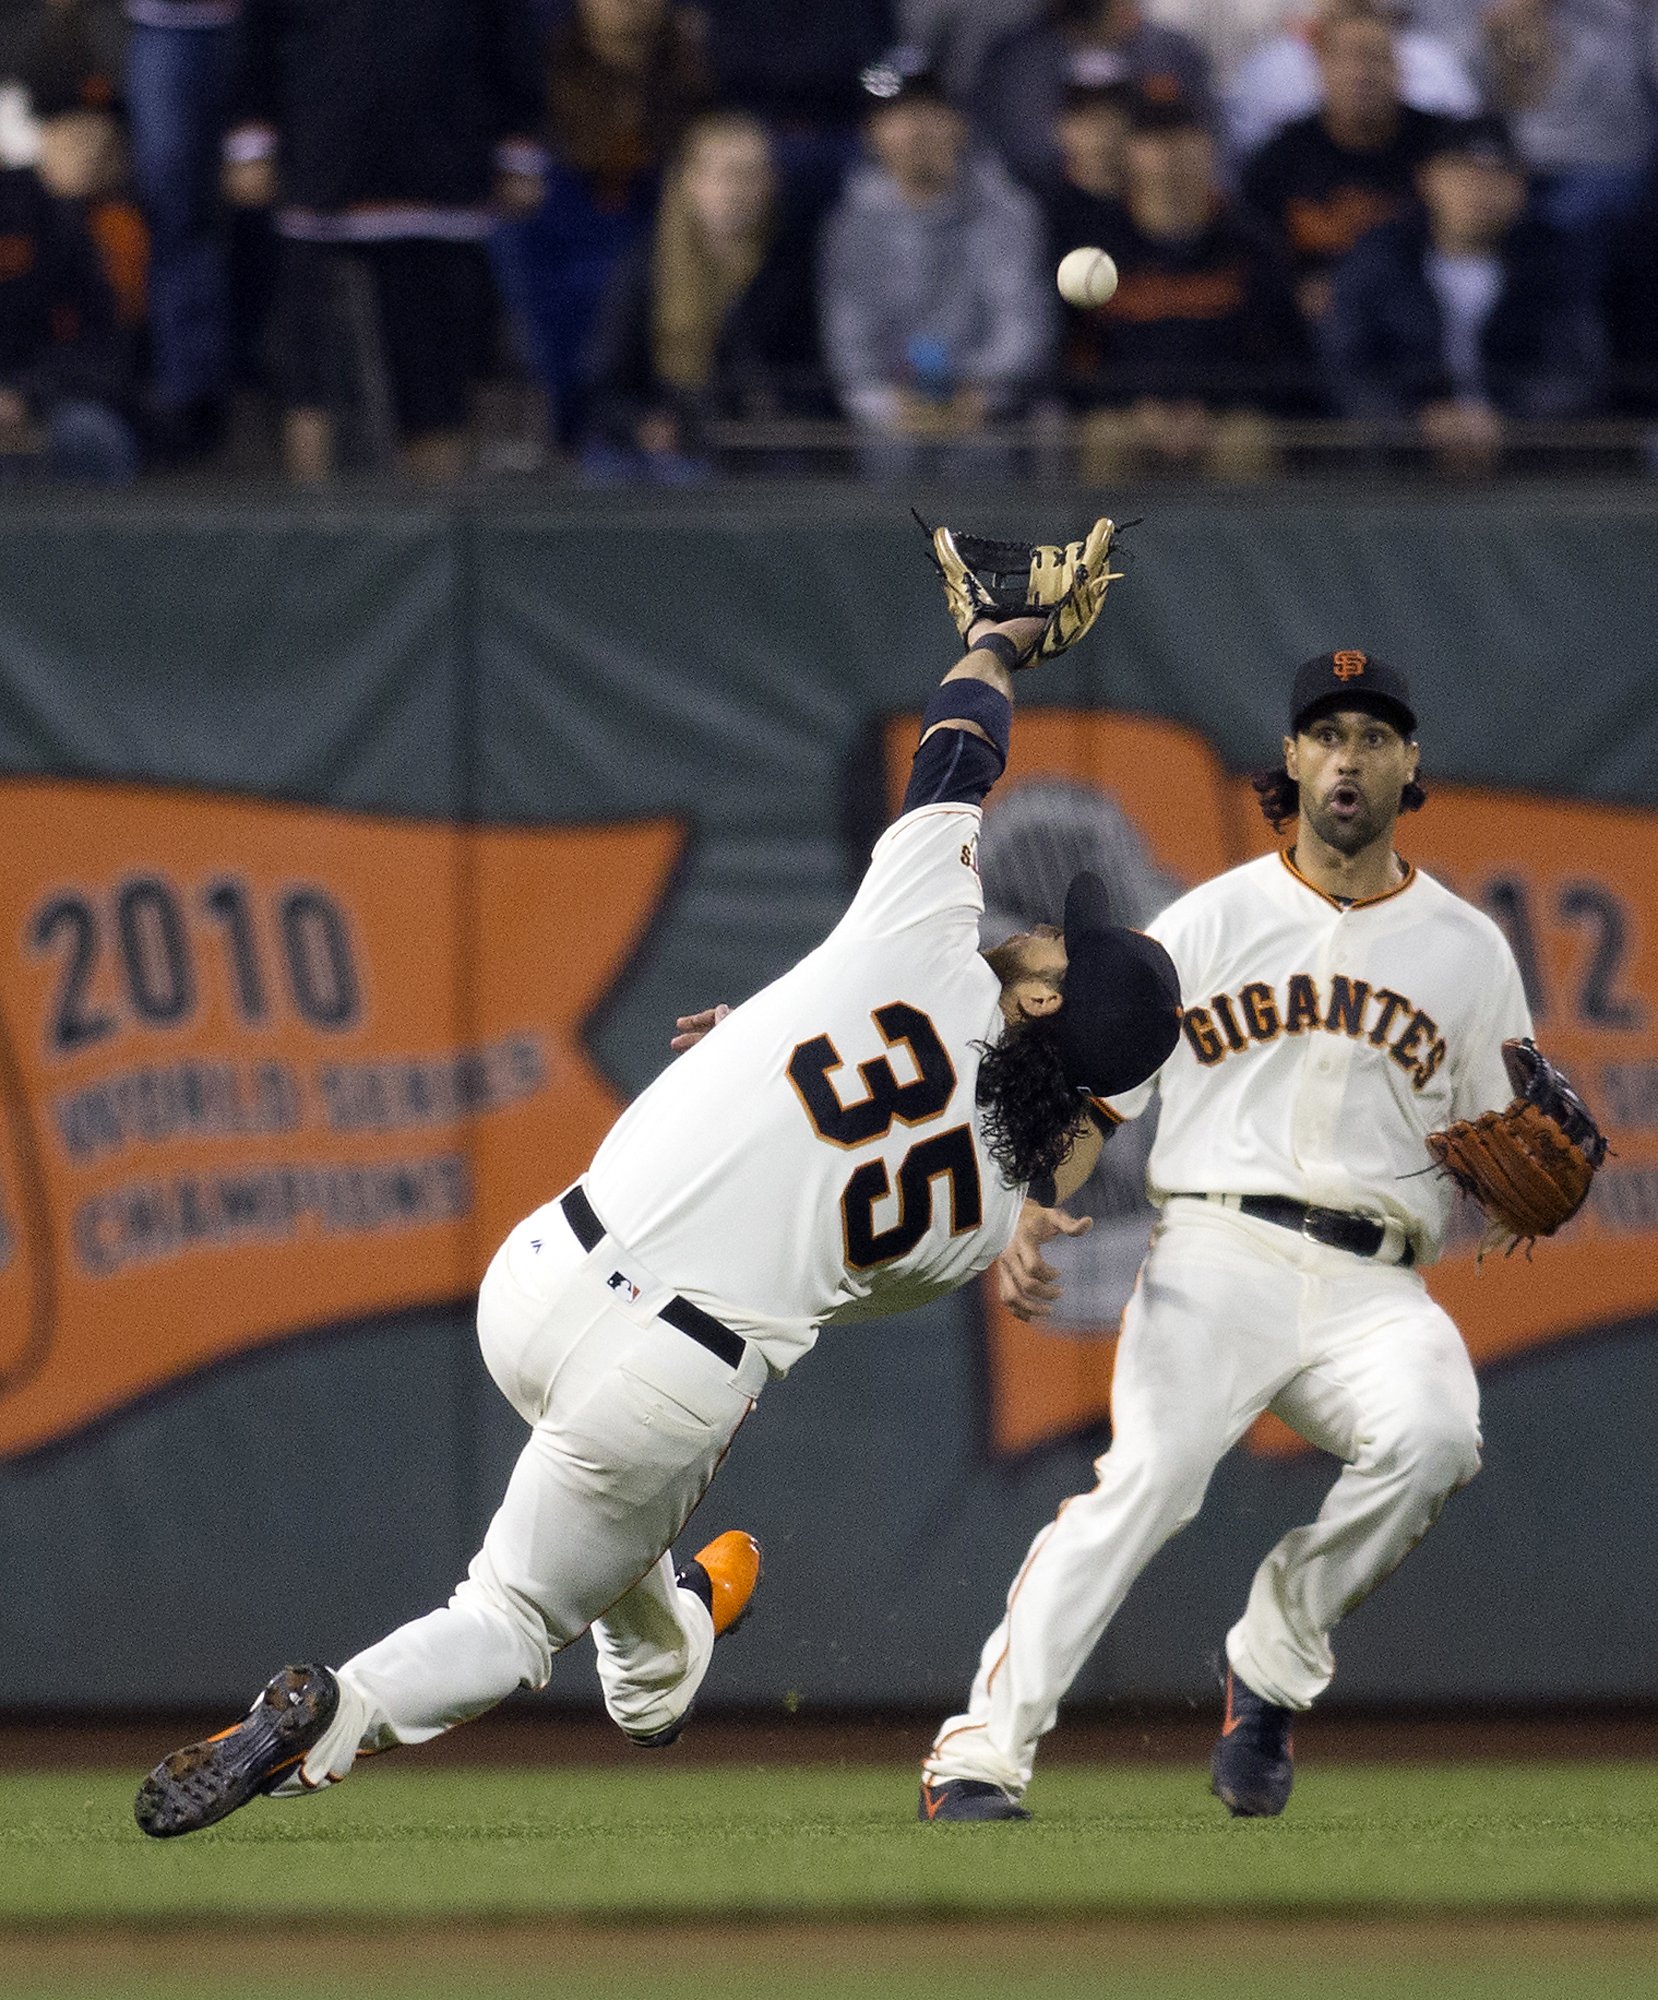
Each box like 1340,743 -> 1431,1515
920,514 -> 1122,665
1426,1039 -> 1607,1246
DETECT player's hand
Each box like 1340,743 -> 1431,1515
670,1004 -> 729,1053
996,1198 -> 1093,1321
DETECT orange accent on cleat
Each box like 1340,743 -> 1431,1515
690,1529 -> 762,1638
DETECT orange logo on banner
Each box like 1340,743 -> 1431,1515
884,711 -> 1658,1461
1332,651 -> 1367,677
0,781 -> 684,1459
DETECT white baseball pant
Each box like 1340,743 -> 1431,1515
925,1198 -> 1482,1799
291,1194 -> 766,1788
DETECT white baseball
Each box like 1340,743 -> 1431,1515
1056,246 -> 1118,308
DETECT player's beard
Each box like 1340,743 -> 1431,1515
981,938 -> 1026,985
1301,782 -> 1394,858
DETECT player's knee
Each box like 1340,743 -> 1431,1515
452,1563 -> 557,1689
1098,1439 -> 1217,1531
1374,1406 -> 1482,1496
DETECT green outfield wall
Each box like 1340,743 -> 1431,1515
0,484 -> 1654,1712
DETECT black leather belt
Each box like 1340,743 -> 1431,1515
560,1185 -> 749,1369
1175,1193 -> 1414,1267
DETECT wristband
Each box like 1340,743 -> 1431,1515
968,631 -> 1022,674
919,675 -> 1012,764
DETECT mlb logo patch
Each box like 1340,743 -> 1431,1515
607,1270 -> 642,1303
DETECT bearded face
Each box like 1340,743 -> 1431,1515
1286,709 -> 1419,858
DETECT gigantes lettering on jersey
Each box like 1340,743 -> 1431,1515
1179,972 -> 1447,1089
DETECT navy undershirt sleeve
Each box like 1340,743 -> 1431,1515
901,679 -> 1013,813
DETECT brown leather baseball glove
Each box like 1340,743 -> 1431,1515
919,514 -> 1122,665
1426,1039 -> 1607,1246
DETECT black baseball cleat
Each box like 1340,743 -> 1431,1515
629,1531 -> 762,1750
1210,1664 -> 1295,1817
134,1662 -> 340,1838
919,1778 -> 1032,1822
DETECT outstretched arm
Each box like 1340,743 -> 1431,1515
672,614 -> 1050,1053
901,612 -> 1047,815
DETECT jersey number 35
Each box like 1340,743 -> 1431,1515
788,1002 -> 984,1270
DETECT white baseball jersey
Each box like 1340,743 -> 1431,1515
1107,850 -> 1533,1262
583,802 -> 1026,1373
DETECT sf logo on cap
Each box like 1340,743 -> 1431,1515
1332,650 -> 1367,679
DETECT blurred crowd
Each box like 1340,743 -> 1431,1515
0,0 -> 1656,485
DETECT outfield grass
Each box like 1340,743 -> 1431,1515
2,1761 -> 1655,1997
4,1761 -> 1656,1922
4,1950 -> 1658,2000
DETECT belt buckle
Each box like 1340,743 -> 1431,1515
1300,1206 -> 1327,1246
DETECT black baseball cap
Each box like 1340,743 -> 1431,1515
1291,651 -> 1416,737
1054,873 -> 1183,1097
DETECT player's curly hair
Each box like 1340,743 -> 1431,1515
974,1017 -> 1088,1190
1252,767 -> 1427,836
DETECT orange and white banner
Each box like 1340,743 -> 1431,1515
0,781 -> 683,1459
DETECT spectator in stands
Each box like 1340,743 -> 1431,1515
492,0 -> 709,447
0,156 -> 138,480
225,0 -> 546,485
820,56 -> 1054,480
1474,0 -> 1655,274
975,0 -> 1211,196
582,112 -> 827,481
1240,1 -> 1450,324
119,0 -> 238,462
1326,115 -> 1602,475
18,20 -> 149,358
1051,92 -> 1313,478
1052,71 -> 1134,206
1227,1 -> 1479,163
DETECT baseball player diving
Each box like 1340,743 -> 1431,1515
134,517 -> 1183,1837
921,647 -> 1605,1824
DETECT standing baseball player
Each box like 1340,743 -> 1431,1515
134,518 -> 1183,1837
922,649 -> 1605,1822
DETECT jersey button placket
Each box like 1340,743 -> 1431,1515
1290,910 -> 1354,1208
